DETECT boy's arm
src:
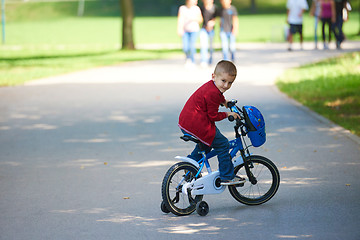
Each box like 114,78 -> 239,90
206,96 -> 227,121
219,99 -> 240,119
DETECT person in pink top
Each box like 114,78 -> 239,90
319,0 -> 336,49
178,60 -> 245,185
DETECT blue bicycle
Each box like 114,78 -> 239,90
161,100 -> 280,216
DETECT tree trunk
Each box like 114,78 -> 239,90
120,0 -> 135,50
250,0 -> 256,13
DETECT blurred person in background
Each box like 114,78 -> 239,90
333,0 -> 348,49
177,0 -> 203,67
218,0 -> 238,62
319,0 -> 336,50
310,0 -> 321,49
286,0 -> 309,51
199,0 -> 218,67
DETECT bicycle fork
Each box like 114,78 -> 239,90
240,150 -> 257,185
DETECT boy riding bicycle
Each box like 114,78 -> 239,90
178,60 -> 245,185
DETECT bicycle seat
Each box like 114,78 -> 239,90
180,134 -> 207,151
180,134 -> 201,144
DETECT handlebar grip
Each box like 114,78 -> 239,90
228,115 -> 235,122
227,101 -> 235,108
227,99 -> 238,108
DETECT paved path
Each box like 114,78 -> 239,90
1,41 -> 360,240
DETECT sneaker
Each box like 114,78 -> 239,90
220,176 -> 246,186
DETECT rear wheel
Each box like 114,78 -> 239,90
229,155 -> 280,205
161,162 -> 203,216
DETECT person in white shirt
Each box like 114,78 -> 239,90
177,0 -> 203,65
286,0 -> 309,51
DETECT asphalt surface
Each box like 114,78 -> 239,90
1,41 -> 360,240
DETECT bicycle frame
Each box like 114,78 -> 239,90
196,137 -> 248,176
175,135 -> 251,196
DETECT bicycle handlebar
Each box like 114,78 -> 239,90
227,99 -> 243,122
228,115 -> 235,122
227,100 -> 247,138
226,100 -> 237,108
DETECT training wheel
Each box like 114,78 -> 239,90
196,201 -> 209,216
160,201 -> 170,213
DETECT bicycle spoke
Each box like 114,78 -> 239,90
162,162 -> 203,216
229,156 -> 280,205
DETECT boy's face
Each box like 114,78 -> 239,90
212,72 -> 236,93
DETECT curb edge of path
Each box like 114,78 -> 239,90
271,85 -> 360,146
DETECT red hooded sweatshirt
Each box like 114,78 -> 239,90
178,80 -> 227,146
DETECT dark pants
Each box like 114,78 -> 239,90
333,15 -> 345,44
184,127 -> 235,181
321,18 -> 332,42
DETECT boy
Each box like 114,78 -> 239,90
218,0 -> 238,62
178,60 -> 244,185
286,0 -> 309,51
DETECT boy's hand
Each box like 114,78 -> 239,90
225,99 -> 237,108
227,112 -> 240,119
224,100 -> 233,108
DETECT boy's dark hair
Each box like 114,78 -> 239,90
214,60 -> 237,77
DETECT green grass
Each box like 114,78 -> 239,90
276,52 -> 360,136
0,48 -> 181,86
1,14 -> 359,86
3,14 -> 360,45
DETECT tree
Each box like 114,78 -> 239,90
120,0 -> 135,50
250,0 -> 256,13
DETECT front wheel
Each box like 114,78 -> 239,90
161,162 -> 203,216
229,155 -> 280,205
